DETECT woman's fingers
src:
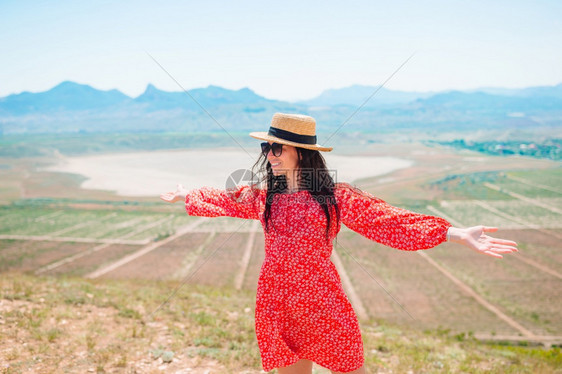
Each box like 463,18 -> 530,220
160,192 -> 175,202
489,245 -> 518,254
458,226 -> 518,258
483,251 -> 503,259
160,184 -> 187,203
490,238 -> 518,247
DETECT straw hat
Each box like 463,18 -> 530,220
249,113 -> 333,152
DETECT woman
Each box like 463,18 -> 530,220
160,113 -> 518,374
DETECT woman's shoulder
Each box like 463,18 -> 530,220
224,183 -> 265,201
335,182 -> 366,195
335,182 -> 355,191
334,182 -> 380,201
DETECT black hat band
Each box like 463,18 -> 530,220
268,126 -> 317,145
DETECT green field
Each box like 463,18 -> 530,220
0,204 -> 192,240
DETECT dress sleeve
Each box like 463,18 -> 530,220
185,184 -> 262,220
335,183 -> 451,250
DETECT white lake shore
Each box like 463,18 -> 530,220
44,149 -> 413,197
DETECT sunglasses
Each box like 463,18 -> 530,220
261,142 -> 283,157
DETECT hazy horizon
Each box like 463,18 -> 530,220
4,79 -> 562,103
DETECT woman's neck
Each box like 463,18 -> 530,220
284,170 -> 299,192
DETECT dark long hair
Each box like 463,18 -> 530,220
251,146 -> 340,241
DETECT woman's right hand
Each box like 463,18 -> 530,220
160,183 -> 188,203
447,226 -> 518,258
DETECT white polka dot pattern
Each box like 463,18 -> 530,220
184,182 -> 451,372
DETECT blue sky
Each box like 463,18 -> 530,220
1,0 -> 561,101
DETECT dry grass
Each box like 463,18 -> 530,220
0,272 -> 261,373
1,273 -> 560,373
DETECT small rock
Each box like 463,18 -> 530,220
151,349 -> 164,359
162,351 -> 174,363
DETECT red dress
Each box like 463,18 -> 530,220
185,182 -> 451,372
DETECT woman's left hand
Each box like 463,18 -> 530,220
447,226 -> 518,258
160,183 -> 188,204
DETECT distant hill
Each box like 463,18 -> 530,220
132,84 -> 276,111
0,81 -> 561,135
298,84 -> 434,107
468,83 -> 562,99
410,90 -> 562,112
0,81 -> 131,115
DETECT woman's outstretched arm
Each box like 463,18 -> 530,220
335,183 -> 518,258
160,183 -> 261,220
447,226 -> 518,258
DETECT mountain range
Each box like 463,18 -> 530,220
1,81 -> 561,135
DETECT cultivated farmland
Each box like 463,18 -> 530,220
1,144 -> 561,372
